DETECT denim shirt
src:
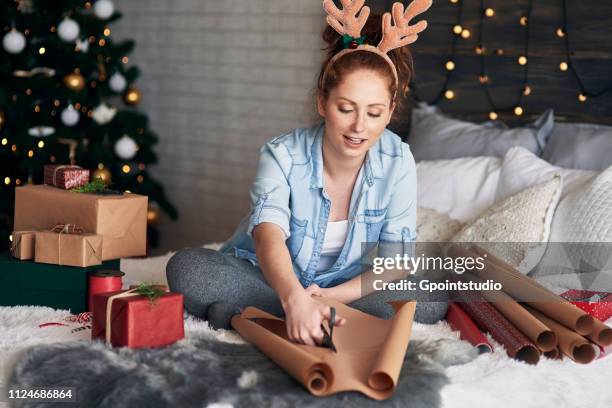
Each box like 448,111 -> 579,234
219,122 -> 417,288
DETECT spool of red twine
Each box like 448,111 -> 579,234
88,269 -> 125,312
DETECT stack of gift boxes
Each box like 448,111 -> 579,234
2,165 -> 184,348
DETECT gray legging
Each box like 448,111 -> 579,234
166,248 -> 448,327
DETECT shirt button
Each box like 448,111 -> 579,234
319,228 -> 324,233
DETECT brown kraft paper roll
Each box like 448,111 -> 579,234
450,290 -> 540,364
588,319 -> 612,347
478,284 -> 557,352
230,298 -> 417,400
448,244 -> 595,336
524,305 -> 596,364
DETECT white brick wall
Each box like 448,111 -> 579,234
112,0 -> 326,253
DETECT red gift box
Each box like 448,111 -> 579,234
560,290 -> 612,322
44,165 -> 90,189
91,289 -> 184,348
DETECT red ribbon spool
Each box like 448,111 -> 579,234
88,269 -> 125,312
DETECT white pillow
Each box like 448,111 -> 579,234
450,175 -> 563,274
495,146 -> 596,202
416,156 -> 501,223
416,207 -> 463,242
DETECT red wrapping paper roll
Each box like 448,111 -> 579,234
446,302 -> 493,353
88,269 -> 125,312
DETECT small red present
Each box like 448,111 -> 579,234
560,290 -> 612,322
44,165 -> 90,189
91,288 -> 184,348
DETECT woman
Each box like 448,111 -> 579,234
167,0 -> 447,347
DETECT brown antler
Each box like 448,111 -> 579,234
322,0 -> 371,38
378,0 -> 432,53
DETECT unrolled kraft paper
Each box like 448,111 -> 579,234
524,305 -> 596,364
448,245 -> 595,336
230,298 -> 417,400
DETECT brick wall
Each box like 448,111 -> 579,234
112,0 -> 326,253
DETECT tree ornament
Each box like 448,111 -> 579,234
28,126 -> 55,137
75,38 -> 89,52
64,71 -> 85,91
60,104 -> 80,127
147,205 -> 160,225
124,87 -> 141,105
2,29 -> 26,54
92,103 -> 117,124
0,110 -> 4,130
114,134 -> 138,160
58,17 -> 80,42
93,0 -> 115,19
108,72 -> 126,93
92,167 -> 111,184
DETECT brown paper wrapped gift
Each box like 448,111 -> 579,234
35,230 -> 102,267
231,298 -> 417,400
14,185 -> 147,260
10,231 -> 36,260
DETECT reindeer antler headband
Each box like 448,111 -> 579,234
322,0 -> 432,92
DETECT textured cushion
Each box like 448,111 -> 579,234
416,156 -> 501,223
495,146 -> 597,202
408,103 -> 554,161
542,122 -> 612,171
416,207 -> 463,242
451,175 -> 563,274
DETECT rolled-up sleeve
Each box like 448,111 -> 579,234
246,141 -> 292,240
378,143 -> 417,258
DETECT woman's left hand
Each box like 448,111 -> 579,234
305,283 -> 329,298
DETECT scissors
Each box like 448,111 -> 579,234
320,307 -> 338,352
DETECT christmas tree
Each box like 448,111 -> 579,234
0,0 -> 177,251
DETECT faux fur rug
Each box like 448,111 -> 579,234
8,331 -> 477,408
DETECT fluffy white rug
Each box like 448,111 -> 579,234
1,244 -> 611,408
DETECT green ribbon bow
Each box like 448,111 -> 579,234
342,34 -> 367,49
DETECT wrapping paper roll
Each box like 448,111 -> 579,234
448,245 -> 595,336
587,319 -> 612,347
446,302 -> 493,353
230,298 -> 417,400
524,305 -> 595,364
544,347 -> 562,360
453,290 -> 540,365
88,270 -> 125,312
478,284 -> 557,352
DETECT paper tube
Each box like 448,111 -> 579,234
544,347 -> 562,360
588,319 -> 612,347
478,284 -> 557,352
231,298 -> 416,400
454,290 -> 540,365
524,305 -> 595,364
448,245 -> 595,336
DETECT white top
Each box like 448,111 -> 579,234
316,220 -> 349,273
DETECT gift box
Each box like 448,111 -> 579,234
560,290 -> 612,322
44,165 -> 90,190
14,185 -> 147,260
0,253 -> 119,313
91,289 -> 184,348
10,230 -> 36,260
35,230 -> 103,267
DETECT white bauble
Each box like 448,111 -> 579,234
93,0 -> 115,19
92,103 -> 117,125
57,18 -> 80,42
114,135 -> 138,160
2,29 -> 26,54
75,38 -> 89,52
108,72 -> 127,93
60,105 -> 80,127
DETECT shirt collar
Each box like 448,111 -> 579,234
309,123 -> 384,189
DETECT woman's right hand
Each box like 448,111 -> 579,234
282,290 -> 346,347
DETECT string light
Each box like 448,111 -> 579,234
27,149 -> 34,158
4,177 -> 10,185
444,89 -> 455,99
484,8 -> 495,17
578,93 -> 587,102
446,61 -> 455,71
122,165 -> 131,173
514,106 -> 524,116
1,138 -> 7,145
489,112 -> 498,120
559,61 -> 568,71
121,56 -> 129,64
461,29 -> 471,39
475,46 -> 484,54
453,24 -> 463,35
38,140 -> 45,148
98,39 -> 106,46
556,27 -> 565,38
518,56 -> 527,65
450,0 -> 459,3
520,16 -> 528,26
11,144 -> 17,152
9,234 -> 13,242
103,28 -> 111,36
26,88 -> 32,95
523,86 -> 532,96
479,75 -> 489,84
38,47 -> 45,55
137,175 -> 144,183
54,99 -> 60,107
15,179 -> 21,185
34,105 -> 40,113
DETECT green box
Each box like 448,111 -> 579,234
0,253 -> 120,313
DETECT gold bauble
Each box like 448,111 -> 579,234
124,87 -> 141,105
64,72 -> 85,91
147,206 -> 160,225
92,168 -> 112,184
